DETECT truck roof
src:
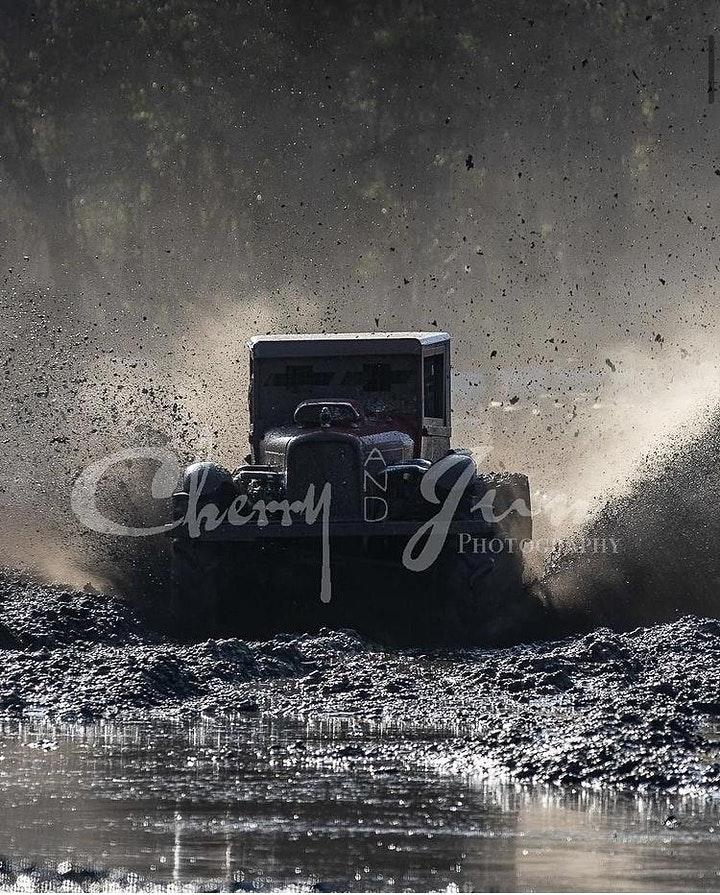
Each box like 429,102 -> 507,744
249,331 -> 450,359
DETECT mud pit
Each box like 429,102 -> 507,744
1,569 -> 719,794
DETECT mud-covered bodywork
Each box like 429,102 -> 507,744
171,333 -> 542,645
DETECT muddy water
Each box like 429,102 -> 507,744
0,718 -> 718,892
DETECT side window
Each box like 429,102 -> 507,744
423,354 -> 445,421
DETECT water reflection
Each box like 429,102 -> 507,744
0,717 -> 717,891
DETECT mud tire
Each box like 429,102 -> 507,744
436,537 -> 548,646
170,539 -> 223,639
171,540 -> 283,640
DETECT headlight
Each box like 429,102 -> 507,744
233,466 -> 284,503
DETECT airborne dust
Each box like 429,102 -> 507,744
1,0 -> 720,631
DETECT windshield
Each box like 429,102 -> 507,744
252,354 -> 419,433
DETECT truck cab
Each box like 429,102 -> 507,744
238,332 -> 454,523
247,331 -> 452,463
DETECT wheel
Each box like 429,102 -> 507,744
172,539 -> 288,640
436,534 -> 548,646
170,538 -> 222,639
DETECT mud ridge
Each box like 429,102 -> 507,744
0,569 -> 719,792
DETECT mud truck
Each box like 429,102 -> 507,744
171,332 -> 543,645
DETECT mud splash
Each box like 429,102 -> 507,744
543,403 -> 720,633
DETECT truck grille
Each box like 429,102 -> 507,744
286,438 -> 362,521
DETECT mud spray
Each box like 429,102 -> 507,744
4,304 -> 720,639
543,393 -> 720,633
2,0 -> 720,637
3,244 -> 720,639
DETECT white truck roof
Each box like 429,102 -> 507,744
249,332 -> 450,358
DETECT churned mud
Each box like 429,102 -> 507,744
1,569 -> 719,794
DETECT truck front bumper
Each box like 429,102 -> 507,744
171,518 -> 494,542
